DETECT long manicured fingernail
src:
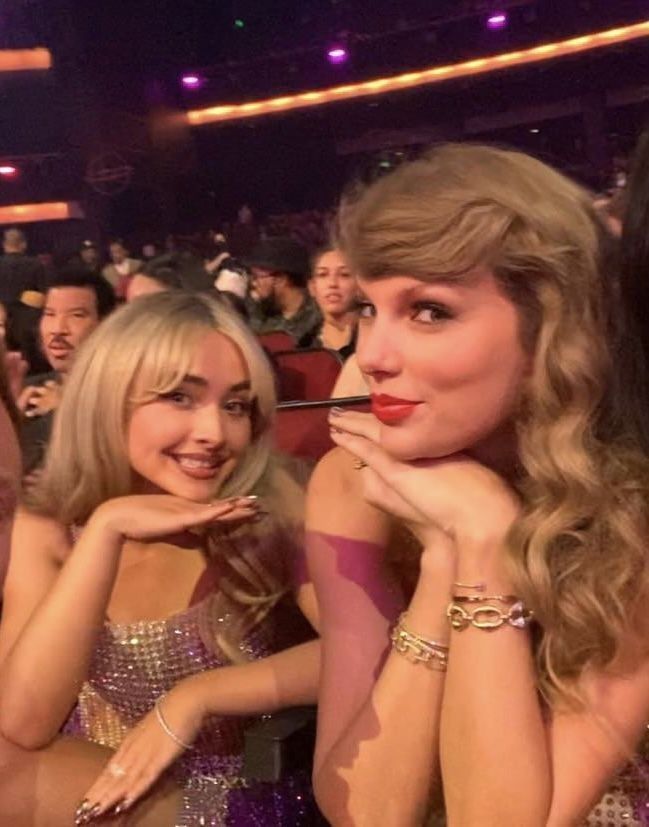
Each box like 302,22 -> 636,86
330,407 -> 345,416
87,804 -> 102,821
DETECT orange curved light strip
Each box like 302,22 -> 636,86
188,19 -> 649,126
0,202 -> 83,225
0,48 -> 52,73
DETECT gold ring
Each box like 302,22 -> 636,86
353,459 -> 368,470
108,762 -> 127,779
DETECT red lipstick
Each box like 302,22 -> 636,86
371,394 -> 421,424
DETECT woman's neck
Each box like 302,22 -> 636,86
323,311 -> 356,330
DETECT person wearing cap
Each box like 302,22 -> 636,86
78,240 -> 102,276
245,237 -> 321,343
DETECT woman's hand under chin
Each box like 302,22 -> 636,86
329,408 -> 520,552
90,493 -> 263,544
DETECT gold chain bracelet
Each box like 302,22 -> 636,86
447,600 -> 533,631
390,613 -> 449,671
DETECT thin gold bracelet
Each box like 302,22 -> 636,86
390,613 -> 449,671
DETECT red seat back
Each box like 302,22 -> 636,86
258,331 -> 296,354
272,349 -> 342,402
273,397 -> 370,462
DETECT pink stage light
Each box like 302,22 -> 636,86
327,46 -> 349,65
486,12 -> 508,30
181,74 -> 203,89
0,165 -> 18,178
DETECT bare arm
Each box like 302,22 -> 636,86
0,509 -> 123,748
441,535 -> 649,827
308,448 -> 454,827
0,495 -> 253,749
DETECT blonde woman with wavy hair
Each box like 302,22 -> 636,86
307,143 -> 649,826
0,291 -> 321,825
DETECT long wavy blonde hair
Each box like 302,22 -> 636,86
338,143 -> 649,706
29,291 -> 300,660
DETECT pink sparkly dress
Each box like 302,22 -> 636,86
62,528 -> 321,826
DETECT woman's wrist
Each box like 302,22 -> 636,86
180,671 -> 220,720
454,532 -> 516,592
87,501 -> 126,546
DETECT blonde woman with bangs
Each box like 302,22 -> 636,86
0,291 -> 321,826
307,143 -> 649,826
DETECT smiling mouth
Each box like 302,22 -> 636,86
169,454 -> 226,480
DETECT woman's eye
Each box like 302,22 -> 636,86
160,390 -> 192,407
224,399 -> 252,417
354,300 -> 375,319
411,303 -> 452,324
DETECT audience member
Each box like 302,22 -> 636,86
227,204 -> 260,258
102,239 -> 143,299
0,291 -> 320,825
205,234 -> 249,299
247,238 -> 321,342
300,246 -> 358,358
0,343 -> 21,589
18,266 -> 116,472
126,252 -> 214,302
0,228 -> 46,307
78,240 -> 103,276
308,144 -> 649,825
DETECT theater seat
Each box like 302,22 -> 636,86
258,331 -> 296,354
272,348 -> 342,402
273,396 -> 370,462
273,406 -> 334,462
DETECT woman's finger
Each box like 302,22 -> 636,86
78,765 -> 134,822
329,427 -> 397,483
329,408 -> 381,441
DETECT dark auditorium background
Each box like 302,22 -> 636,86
1,0 -> 648,251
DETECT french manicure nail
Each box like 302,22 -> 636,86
330,407 -> 345,416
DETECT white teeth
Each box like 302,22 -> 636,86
176,457 -> 217,470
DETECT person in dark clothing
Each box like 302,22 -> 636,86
125,252 -> 214,302
246,237 -> 321,343
299,246 -> 358,359
18,266 -> 116,473
0,228 -> 47,307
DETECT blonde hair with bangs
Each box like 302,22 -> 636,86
338,143 -> 649,706
31,291 -> 275,522
29,291 -> 296,660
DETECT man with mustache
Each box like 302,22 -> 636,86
18,267 -> 116,474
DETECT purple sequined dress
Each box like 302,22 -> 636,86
63,558 -> 320,826
584,725 -> 649,826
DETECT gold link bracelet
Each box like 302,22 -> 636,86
390,613 -> 449,671
447,601 -> 533,631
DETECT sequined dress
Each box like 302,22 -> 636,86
584,725 -> 649,826
62,548 -> 320,826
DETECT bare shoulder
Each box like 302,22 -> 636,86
309,446 -> 361,495
308,447 -> 391,542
